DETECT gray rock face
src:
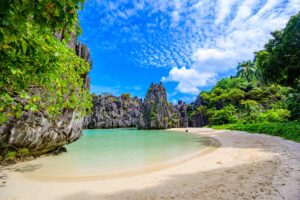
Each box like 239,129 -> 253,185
0,110 -> 83,154
84,95 -> 144,129
0,38 -> 91,154
139,83 -> 173,129
188,96 -> 208,127
173,100 -> 188,128
84,83 -> 189,129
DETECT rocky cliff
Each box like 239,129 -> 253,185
173,100 -> 189,128
84,94 -> 144,129
0,38 -> 91,156
139,83 -> 174,129
84,83 -> 188,129
188,96 -> 209,127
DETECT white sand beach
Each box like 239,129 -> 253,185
0,128 -> 300,200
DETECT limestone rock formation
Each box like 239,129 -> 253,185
173,100 -> 188,128
188,95 -> 208,127
83,94 -> 144,129
84,83 -> 188,129
139,83 -> 174,129
0,38 -> 91,155
0,110 -> 83,154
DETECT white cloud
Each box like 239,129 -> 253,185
162,67 -> 216,94
192,48 -> 238,72
215,0 -> 236,24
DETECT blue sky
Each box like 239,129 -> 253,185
78,0 -> 300,103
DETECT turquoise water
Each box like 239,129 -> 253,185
33,129 -> 210,177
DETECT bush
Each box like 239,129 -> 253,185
211,122 -> 300,142
239,100 -> 261,122
257,109 -> 290,123
121,93 -> 131,100
5,151 -> 17,161
286,85 -> 300,120
208,105 -> 238,125
17,148 -> 30,156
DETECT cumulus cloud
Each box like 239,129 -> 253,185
162,67 -> 216,94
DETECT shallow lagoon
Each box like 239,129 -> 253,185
29,129 -> 210,177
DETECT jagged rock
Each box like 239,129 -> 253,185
139,82 -> 174,129
84,83 -> 188,129
188,95 -> 208,127
0,110 -> 83,155
84,94 -> 144,129
173,100 -> 188,128
0,35 -> 91,155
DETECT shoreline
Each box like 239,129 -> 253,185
21,135 -> 220,182
1,128 -> 300,200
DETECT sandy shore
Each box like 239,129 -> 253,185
0,128 -> 300,200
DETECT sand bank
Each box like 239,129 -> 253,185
0,128 -> 299,200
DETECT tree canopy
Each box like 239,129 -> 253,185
255,12 -> 300,88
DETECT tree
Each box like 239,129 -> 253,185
208,105 -> 238,125
236,60 -> 256,82
255,12 -> 300,88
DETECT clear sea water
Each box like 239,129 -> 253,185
31,129 -> 210,177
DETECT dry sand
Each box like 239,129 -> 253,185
0,128 -> 299,200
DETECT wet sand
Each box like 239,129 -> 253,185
0,128 -> 299,200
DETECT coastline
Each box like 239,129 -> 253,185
1,128 -> 300,200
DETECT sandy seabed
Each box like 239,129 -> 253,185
0,128 -> 300,200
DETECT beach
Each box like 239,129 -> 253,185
0,128 -> 300,200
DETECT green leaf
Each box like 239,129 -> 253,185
30,104 -> 38,112
21,40 -> 27,53
20,92 -> 30,99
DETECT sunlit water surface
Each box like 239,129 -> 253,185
30,129 -> 210,176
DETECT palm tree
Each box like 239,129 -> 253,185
237,61 -> 256,82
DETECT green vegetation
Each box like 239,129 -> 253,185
121,93 -> 131,100
0,0 -> 92,124
189,12 -> 300,142
17,148 -> 30,156
0,141 -> 32,162
5,151 -> 17,161
255,13 -> 300,88
211,123 -> 300,142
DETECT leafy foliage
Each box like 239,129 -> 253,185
190,76 -> 292,126
0,0 -> 85,44
286,86 -> 300,120
0,0 -> 92,124
208,105 -> 238,125
255,12 -> 300,88
236,60 -> 256,82
212,122 -> 300,143
257,109 -> 290,123
121,93 -> 131,100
